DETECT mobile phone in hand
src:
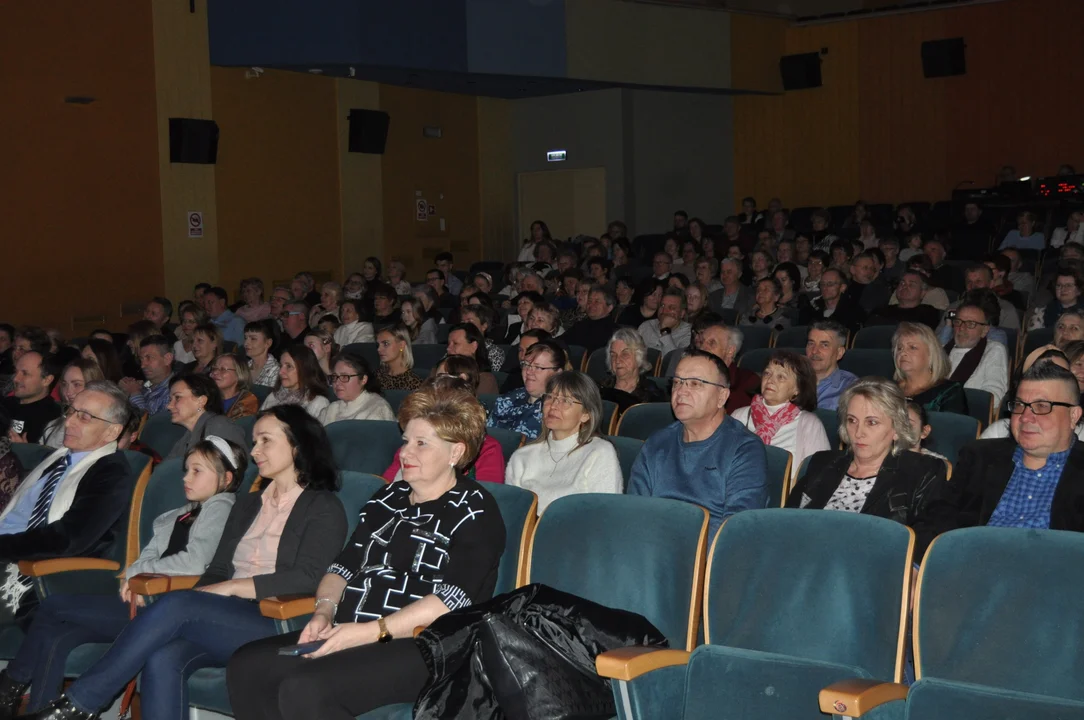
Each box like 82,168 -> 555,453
277,640 -> 326,656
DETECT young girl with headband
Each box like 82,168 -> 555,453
0,436 -> 246,715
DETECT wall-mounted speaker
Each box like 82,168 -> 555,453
922,38 -> 966,78
169,118 -> 219,164
780,52 -> 823,91
348,109 -> 390,154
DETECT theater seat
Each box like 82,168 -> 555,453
839,349 -> 895,380
924,411 -> 979,465
604,435 -> 644,490
852,326 -> 898,350
326,419 -> 403,476
139,413 -> 186,459
616,402 -> 675,441
763,445 -> 793,508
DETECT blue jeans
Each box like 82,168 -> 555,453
64,591 -> 276,720
7,594 -> 131,711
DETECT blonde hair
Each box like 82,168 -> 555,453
398,386 -> 487,469
892,322 -> 950,384
838,377 -> 918,455
379,324 -> 415,370
214,353 -> 251,393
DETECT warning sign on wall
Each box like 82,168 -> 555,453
416,199 -> 428,222
188,211 -> 204,238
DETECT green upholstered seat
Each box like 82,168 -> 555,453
815,408 -> 841,449
139,413 -> 187,459
852,326 -> 898,350
487,428 -> 524,464
8,443 -> 52,476
923,412 -> 979,465
604,435 -> 644,491
737,325 -> 774,354
763,445 -> 792,508
616,402 -> 675,441
839,349 -> 895,380
773,325 -> 811,349
383,389 -> 411,414
737,347 -> 774,374
326,419 -> 403,476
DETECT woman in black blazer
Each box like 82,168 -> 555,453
28,405 -> 347,720
787,377 -> 946,524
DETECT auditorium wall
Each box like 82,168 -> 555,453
731,0 -> 1084,209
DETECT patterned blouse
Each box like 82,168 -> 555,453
378,368 -> 423,392
486,387 -> 543,440
250,355 -> 280,388
824,473 -> 878,513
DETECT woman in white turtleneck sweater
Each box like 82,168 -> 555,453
321,353 -> 395,425
506,371 -> 622,511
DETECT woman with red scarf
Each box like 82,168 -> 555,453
731,350 -> 830,481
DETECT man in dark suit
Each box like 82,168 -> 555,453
562,285 -> 618,354
0,381 -> 134,622
915,361 -> 1084,556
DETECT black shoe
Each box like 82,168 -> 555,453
0,670 -> 28,720
23,695 -> 98,720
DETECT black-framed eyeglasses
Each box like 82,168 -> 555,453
328,373 -> 360,384
522,362 -> 560,372
1006,400 -> 1078,415
951,319 -> 989,330
63,406 -> 120,425
673,376 -> 728,391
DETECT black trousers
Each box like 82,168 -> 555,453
226,630 -> 431,720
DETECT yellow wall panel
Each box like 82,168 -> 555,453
477,97 -> 516,262
336,80 -> 384,275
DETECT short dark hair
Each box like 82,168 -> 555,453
427,268 -> 446,282
589,284 -> 616,309
461,303 -> 495,329
448,323 -> 491,372
674,210 -> 688,219
148,296 -> 173,321
194,282 -> 212,293
330,351 -> 381,395
244,319 -> 279,345
984,253 -> 1011,276
679,347 -> 730,388
513,290 -> 545,307
15,326 -> 51,355
372,284 -> 398,303
207,286 -> 228,302
958,289 -> 1000,325
519,328 -> 552,344
435,251 -> 454,264
0,324 -> 13,342
811,320 -> 848,347
1019,361 -> 1081,406
140,334 -> 174,356
525,339 -> 568,371
256,405 -> 340,491
170,372 -> 224,415
742,196 -> 757,206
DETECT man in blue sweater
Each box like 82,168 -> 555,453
628,349 -> 768,539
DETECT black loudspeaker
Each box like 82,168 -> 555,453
168,118 -> 219,164
348,109 -> 390,154
922,38 -> 966,78
780,52 -> 822,90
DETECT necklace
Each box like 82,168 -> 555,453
546,437 -> 574,476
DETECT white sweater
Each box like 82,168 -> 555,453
506,434 -> 623,512
948,341 -> 1009,408
334,321 -> 376,347
260,390 -> 330,421
321,391 -> 396,425
731,405 -> 831,479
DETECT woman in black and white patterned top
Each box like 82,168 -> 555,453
786,377 -> 945,525
228,385 -> 506,720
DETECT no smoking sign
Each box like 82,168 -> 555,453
187,211 -> 204,238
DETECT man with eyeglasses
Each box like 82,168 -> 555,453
281,301 -> 309,343
425,269 -> 457,310
914,362 -> 1084,554
841,251 -> 891,314
942,300 -> 1009,408
628,348 -> 767,539
0,381 -> 133,623
809,269 -> 864,334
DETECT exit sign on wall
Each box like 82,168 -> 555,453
547,150 -> 567,162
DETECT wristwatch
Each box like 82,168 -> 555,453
377,617 -> 393,644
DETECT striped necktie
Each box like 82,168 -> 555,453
27,453 -> 70,531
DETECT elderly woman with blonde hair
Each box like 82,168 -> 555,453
308,281 -> 344,327
786,377 -> 947,522
893,321 -> 968,414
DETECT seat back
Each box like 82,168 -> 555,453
411,344 -> 448,373
1022,327 -> 1055,364
584,348 -> 611,385
336,472 -> 388,536
706,509 -> 913,682
527,494 -> 708,651
736,325 -> 773,354
762,445 -> 792,508
478,482 -> 538,593
615,402 -> 675,441
477,393 -> 498,414
112,451 -> 153,565
773,325 -> 810,349
567,345 -> 588,373
488,428 -> 524,462
325,420 -> 403,476
249,384 -> 272,405
814,407 -> 841,448
138,413 -> 186,459
132,458 -> 188,561
231,415 -> 258,444
603,436 -> 643,490
915,527 -> 1084,701
599,400 -> 618,435
962,388 -> 994,429
9,444 -> 52,476
839,348 -> 896,379
737,347 -> 773,374
924,411 -> 979,465
383,389 -> 411,415
342,343 -> 379,369
852,325 -> 898,349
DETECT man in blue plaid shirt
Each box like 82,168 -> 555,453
915,360 -> 1084,557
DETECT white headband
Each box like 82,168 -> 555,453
204,435 -> 239,471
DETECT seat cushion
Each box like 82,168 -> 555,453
681,645 -> 870,720
907,678 -> 1084,720
356,702 -> 413,719
188,667 -> 232,715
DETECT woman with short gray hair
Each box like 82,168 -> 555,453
785,377 -> 945,524
599,327 -> 666,414
506,371 -> 622,511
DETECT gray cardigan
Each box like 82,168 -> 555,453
124,493 -> 236,580
166,412 -> 248,460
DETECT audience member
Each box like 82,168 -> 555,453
446,323 -> 499,395
1051,210 -> 1083,249
809,268 -> 864,333
460,304 -> 505,372
1053,310 -> 1084,350
399,297 -> 437,345
506,371 -> 622,511
944,299 -> 1010,407
651,252 -> 673,281
922,237 -> 964,294
322,352 -> 394,425
803,250 -> 829,294
707,258 -> 752,316
282,301 -> 310,344
953,201 -> 995,260
268,285 -> 292,323
1000,247 -> 1035,296
332,298 -> 375,346
805,321 -> 858,410
843,251 -> 893,314
292,271 -> 322,307
80,338 -> 122,384
371,285 -> 400,332
304,329 -> 336,378
564,285 -> 619,354
386,261 -> 412,296
425,269 -> 457,310
435,252 -> 463,296
894,322 -> 968,414
172,305 -> 206,364
774,262 -> 811,325
878,237 -> 903,286
142,296 -> 176,339
638,288 -> 692,354
376,325 -> 423,392
0,324 -> 14,377
787,378 -> 946,524
1066,340 -> 1084,391
487,340 -> 566,439
3,352 -> 61,444
599,328 -> 666,414
906,401 -> 947,461
211,354 -> 259,420
998,210 -> 1046,251
1028,266 -> 1083,330
260,345 -> 331,420
236,279 -> 270,323
121,320 -> 157,378
119,335 -> 174,416
242,320 -> 280,389
165,373 -> 247,460
38,359 -> 105,449
202,287 -> 245,345
739,278 -> 792,333
869,270 -> 942,330
628,349 -> 767,537
186,323 -> 222,375
917,362 -> 1084,554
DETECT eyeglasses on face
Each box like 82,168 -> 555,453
63,405 -> 120,425
522,362 -> 560,372
328,373 -> 360,384
951,319 -> 988,330
672,376 -> 727,391
1006,399 -> 1077,415
543,394 -> 581,409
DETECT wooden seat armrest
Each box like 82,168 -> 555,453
128,574 -> 201,596
412,625 -> 427,638
17,558 -> 121,577
259,595 -> 316,620
819,679 -> 909,717
595,646 -> 691,681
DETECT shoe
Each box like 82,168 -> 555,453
22,695 -> 98,720
0,671 -> 28,720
